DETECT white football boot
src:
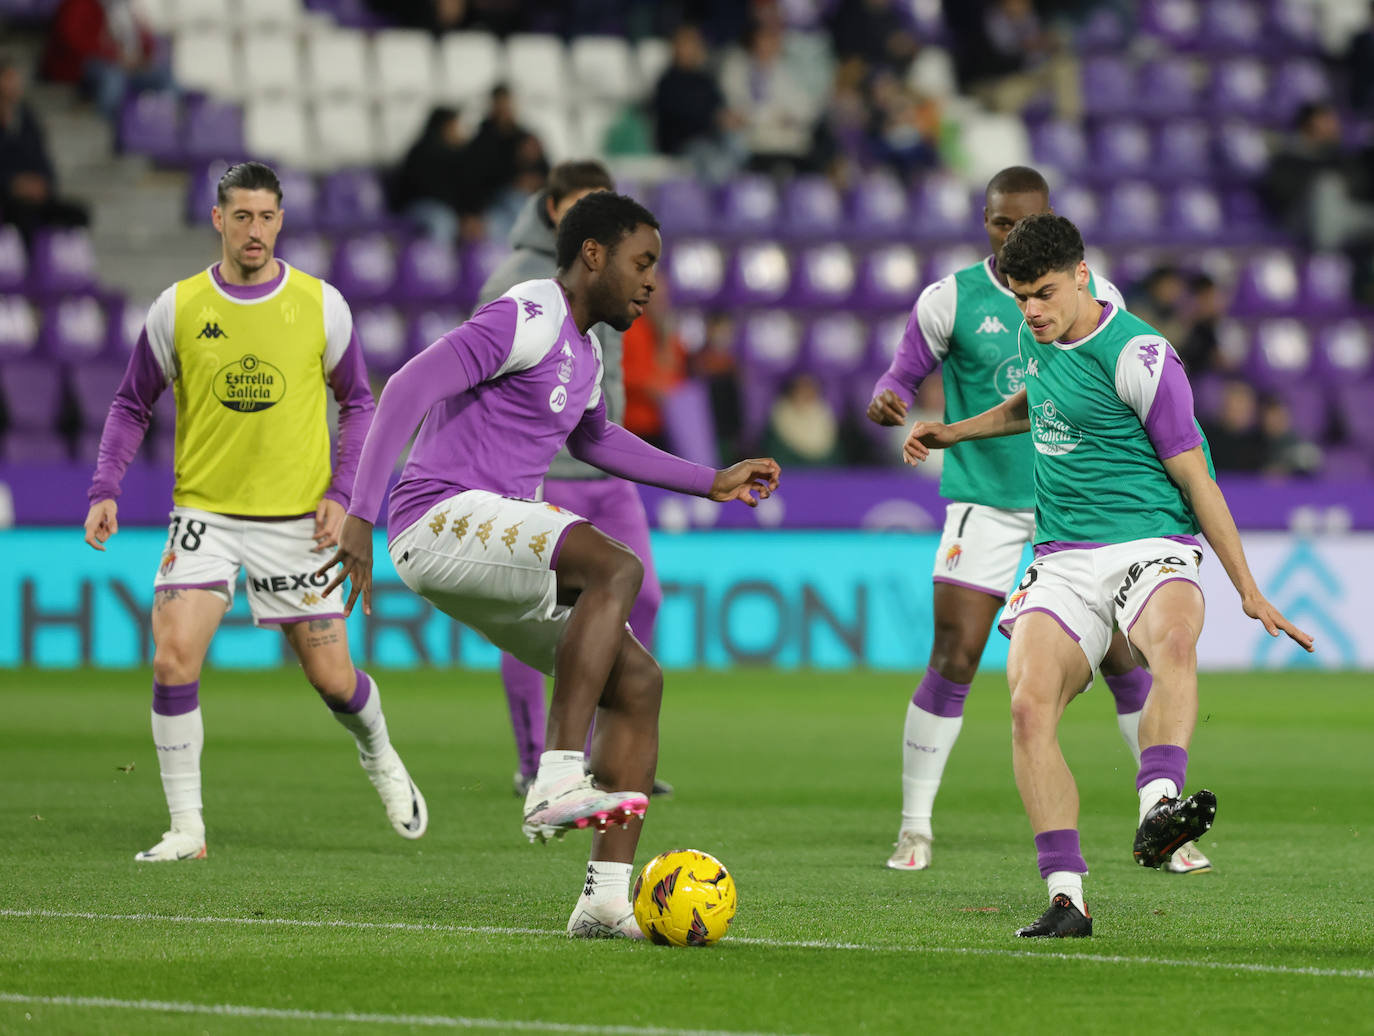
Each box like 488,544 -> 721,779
1164,839 -> 1213,874
886,830 -> 933,871
135,828 -> 207,862
360,745 -> 428,839
567,901 -> 644,939
522,772 -> 647,844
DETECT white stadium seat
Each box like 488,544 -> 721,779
519,103 -> 580,164
376,95 -> 433,162
303,29 -> 369,99
172,29 -> 239,100
237,31 -> 304,100
504,33 -> 569,103
236,0 -> 304,31
313,97 -> 381,169
133,0 -> 175,34
171,0 -> 230,31
635,37 -> 671,95
569,36 -> 639,103
372,28 -> 439,101
438,32 -> 505,105
244,97 -> 313,169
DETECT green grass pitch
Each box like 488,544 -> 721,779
1,667 -> 1370,1035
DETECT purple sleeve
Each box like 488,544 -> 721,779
1144,352 -> 1204,460
346,301 -> 517,523
566,397 -> 716,496
872,303 -> 941,406
323,328 -> 376,508
87,331 -> 166,504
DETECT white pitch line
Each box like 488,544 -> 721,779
3,908 -> 1371,981
0,993 -> 804,1036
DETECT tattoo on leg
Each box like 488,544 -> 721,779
300,618 -> 341,650
154,588 -> 184,610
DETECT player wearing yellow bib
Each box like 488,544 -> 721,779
83,162 -> 427,861
903,214 -> 1313,937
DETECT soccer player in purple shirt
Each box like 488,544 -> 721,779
319,192 -> 780,938
83,161 -> 427,863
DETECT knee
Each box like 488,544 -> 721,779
300,659 -> 354,702
152,641 -> 199,685
928,625 -> 983,684
1150,623 -> 1198,672
622,649 -> 663,713
1008,683 -> 1055,743
601,543 -> 644,604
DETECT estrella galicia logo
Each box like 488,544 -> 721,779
1031,398 -> 1083,455
993,356 -> 1026,399
213,353 -> 286,413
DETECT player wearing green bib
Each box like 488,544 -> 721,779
866,167 -> 1201,876
903,214 -> 1314,938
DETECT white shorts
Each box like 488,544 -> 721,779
997,537 -> 1206,670
153,506 -> 344,627
931,502 -> 1037,599
388,490 -> 588,677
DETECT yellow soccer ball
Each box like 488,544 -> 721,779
632,849 -> 737,947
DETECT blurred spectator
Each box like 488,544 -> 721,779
1347,1 -> 1374,115
652,24 -> 743,183
764,372 -> 844,466
950,0 -> 1081,121
809,57 -> 873,188
42,0 -> 173,122
688,311 -> 743,457
1259,394 -> 1322,478
621,288 -> 686,447
1201,380 -> 1268,473
1177,273 -> 1232,376
1262,102 -> 1374,251
826,0 -> 920,75
1131,265 -> 1189,347
720,18 -> 821,175
388,106 -> 484,244
366,0 -> 468,33
465,85 -> 549,243
867,73 -> 943,181
0,58 -> 90,246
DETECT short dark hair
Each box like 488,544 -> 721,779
999,213 -> 1084,284
555,191 -> 660,271
546,160 -> 614,207
216,161 -> 282,207
985,165 -> 1049,202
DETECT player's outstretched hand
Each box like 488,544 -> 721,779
710,458 -> 781,508
313,497 -> 345,551
902,421 -> 960,466
866,389 -> 908,427
84,499 -> 118,551
316,514 -> 374,616
1243,591 -> 1315,652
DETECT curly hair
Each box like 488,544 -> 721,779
998,213 -> 1084,285
555,191 -> 660,271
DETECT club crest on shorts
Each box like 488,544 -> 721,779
945,543 -> 963,569
159,549 -> 177,576
1006,588 -> 1028,611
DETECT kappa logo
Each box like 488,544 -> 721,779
1027,357 -> 1040,378
197,321 -> 229,339
1138,340 -> 1161,376
520,298 -> 543,320
977,315 -> 1010,334
301,592 -> 321,606
1113,555 -> 1187,608
529,529 -> 550,561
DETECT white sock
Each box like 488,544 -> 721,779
536,750 -> 585,786
1047,870 -> 1086,914
151,707 -> 204,835
1117,709 -> 1143,765
899,702 -> 963,839
581,861 -> 634,907
1138,777 -> 1179,824
332,673 -> 390,758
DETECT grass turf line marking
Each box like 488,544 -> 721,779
4,908 -> 1371,981
0,993 -> 803,1036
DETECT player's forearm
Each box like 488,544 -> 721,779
1180,475 -> 1261,600
325,332 -> 376,508
949,391 -> 1030,442
87,337 -> 163,502
567,412 -> 716,496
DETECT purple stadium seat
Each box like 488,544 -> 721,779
847,171 -> 909,236
911,174 -> 974,239
1314,319 -> 1373,381
1165,185 -> 1224,242
107,295 -> 148,357
1268,0 -> 1322,54
277,232 -> 333,279
1269,58 -> 1332,123
118,90 -> 182,163
183,96 -> 245,165
1136,57 -> 1201,117
352,304 -> 409,375
1029,120 -> 1087,177
3,429 -> 69,463
1301,253 -> 1354,315
1076,5 -> 1128,49
652,177 -> 714,235
1081,55 -> 1136,116
1092,121 -> 1152,177
855,245 -> 921,310
394,238 -> 461,304
1336,383 -> 1374,450
1138,0 -> 1201,50
328,233 -> 397,303
1210,58 -> 1269,118
804,312 -> 867,377
867,311 -> 914,370
407,307 -> 465,356
319,169 -> 389,231
1095,183 -> 1162,245
68,361 -> 126,431
0,225 -> 27,292
27,228 -> 96,296
789,244 -> 855,309
1200,0 -> 1263,53
1215,120 -> 1269,180
1052,183 -> 1101,239
0,358 -> 64,430
660,380 -> 719,467
39,295 -> 110,362
922,245 -> 982,285
0,295 -> 40,359
277,168 -> 320,230
718,175 -> 780,236
721,242 -> 791,308
1251,318 -> 1312,384
456,239 -> 510,309
663,239 -> 725,307
1270,382 -> 1329,442
186,160 -> 228,221
1156,120 -> 1212,180
781,176 -> 843,238
1232,251 -> 1300,315
736,310 -> 801,375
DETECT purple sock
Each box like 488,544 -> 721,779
1034,828 -> 1087,878
1104,668 -> 1152,715
911,668 -> 971,718
326,668 -> 372,714
501,653 -> 546,778
1137,744 -> 1188,792
152,680 -> 199,716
